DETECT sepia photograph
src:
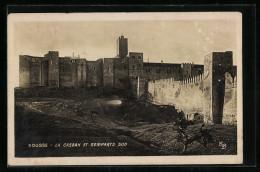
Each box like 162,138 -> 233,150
7,12 -> 243,165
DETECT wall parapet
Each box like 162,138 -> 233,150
147,51 -> 237,126
181,73 -> 204,88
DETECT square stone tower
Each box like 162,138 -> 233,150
44,51 -> 60,87
203,51 -> 233,124
118,35 -> 128,58
129,52 -> 144,77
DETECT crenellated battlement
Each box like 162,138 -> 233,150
181,73 -> 204,88
147,51 -> 237,125
18,36 -> 237,126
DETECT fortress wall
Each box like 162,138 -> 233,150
148,71 -> 237,125
129,77 -> 138,97
103,58 -> 114,88
138,77 -> 147,98
76,59 -> 87,87
129,52 -> 143,78
86,59 -> 103,87
203,53 -> 213,124
59,58 -> 87,87
176,76 -> 204,116
211,52 -> 233,124
223,87 -> 237,125
148,75 -> 204,119
129,76 -> 151,99
82,60 -> 87,86
143,63 -> 203,82
45,51 -> 59,87
18,49 -> 237,125
41,58 -> 49,86
29,57 -> 42,86
19,56 -> 30,87
113,58 -> 129,89
20,55 -> 48,87
129,76 -> 147,98
71,61 -> 78,86
223,72 -> 237,125
148,75 -> 203,117
59,73 -> 73,86
59,58 -> 74,87
144,63 -> 183,81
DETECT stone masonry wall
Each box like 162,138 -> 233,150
76,59 -> 87,87
148,75 -> 204,120
19,55 -> 30,87
147,72 -> 237,125
59,57 -> 74,87
143,63 -> 183,81
223,72 -> 237,125
203,53 -> 213,124
129,52 -> 143,78
86,59 -> 103,87
45,51 -> 59,87
29,57 -> 42,86
113,57 -> 129,89
103,58 -> 114,88
41,58 -> 49,86
19,55 -> 49,87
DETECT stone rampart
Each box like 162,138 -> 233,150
148,72 -> 237,125
148,74 -> 204,120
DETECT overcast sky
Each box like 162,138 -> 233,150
12,13 -> 240,66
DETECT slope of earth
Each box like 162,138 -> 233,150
14,87 -> 237,157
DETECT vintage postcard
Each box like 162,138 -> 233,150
8,12 -> 243,165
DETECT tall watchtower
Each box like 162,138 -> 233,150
44,51 -> 59,87
118,35 -> 128,58
203,51 -> 233,124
